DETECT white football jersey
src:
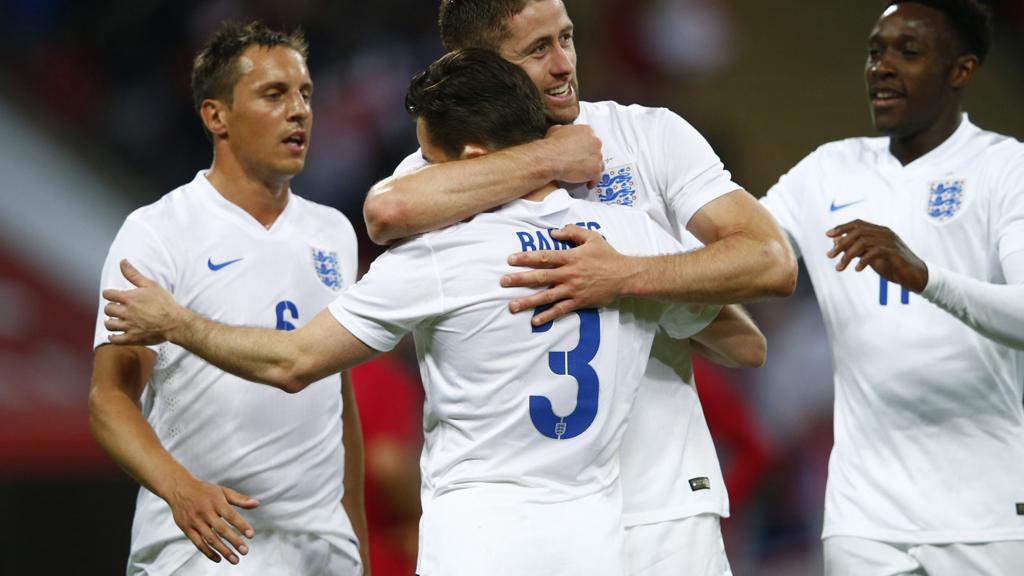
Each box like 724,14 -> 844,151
761,115 -> 1024,543
328,190 -> 719,576
393,100 -> 741,526
94,172 -> 361,569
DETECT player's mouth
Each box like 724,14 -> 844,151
869,86 -> 906,108
282,130 -> 307,154
544,81 -> 575,104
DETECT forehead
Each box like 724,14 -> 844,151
871,3 -> 949,42
502,0 -> 572,47
235,45 -> 310,86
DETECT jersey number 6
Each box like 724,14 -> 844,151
529,307 -> 601,440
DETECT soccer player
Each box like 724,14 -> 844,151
101,48 -> 764,576
361,1 -> 793,573
760,1 -> 1024,573
89,22 -> 367,575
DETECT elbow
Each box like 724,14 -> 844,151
760,237 -> 798,298
364,182 -> 408,246
272,359 -> 320,394
743,335 -> 768,369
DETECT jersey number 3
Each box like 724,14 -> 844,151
529,307 -> 601,440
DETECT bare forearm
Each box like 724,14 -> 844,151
364,143 -> 557,244
169,312 -> 310,392
691,305 -> 766,368
89,385 -> 192,499
626,231 -> 796,304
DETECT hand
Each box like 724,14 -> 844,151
826,219 -> 928,292
542,125 -> 603,187
502,225 -> 635,325
165,475 -> 260,565
102,260 -> 188,345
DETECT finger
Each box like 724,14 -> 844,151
550,224 -> 598,245
855,247 -> 884,272
836,238 -> 872,272
501,269 -> 558,289
104,302 -> 126,318
105,318 -> 131,332
508,285 -> 573,314
223,487 -> 261,511
185,527 -> 221,563
212,517 -> 249,556
197,524 -> 239,565
826,228 -> 863,259
507,250 -> 569,269
120,259 -> 155,289
102,288 -> 127,304
531,299 -> 579,326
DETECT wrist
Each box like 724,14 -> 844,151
165,306 -> 196,345
619,255 -> 647,299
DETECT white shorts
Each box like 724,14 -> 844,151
824,536 -> 1024,576
623,514 -> 732,576
129,531 -> 361,576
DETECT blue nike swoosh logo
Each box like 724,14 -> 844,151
830,199 -> 864,212
207,257 -> 244,271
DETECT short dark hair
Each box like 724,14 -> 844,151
438,0 -> 534,51
190,21 -> 308,137
406,48 -> 549,158
885,0 -> 994,63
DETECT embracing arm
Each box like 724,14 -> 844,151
89,345 -> 258,564
504,191 -> 796,325
364,125 -> 603,244
691,305 -> 767,369
340,372 -> 371,574
629,190 -> 797,302
103,260 -> 379,393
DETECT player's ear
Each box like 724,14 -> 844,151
200,98 -> 230,139
949,54 -> 978,90
459,143 -> 489,160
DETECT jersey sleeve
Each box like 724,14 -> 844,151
393,149 -> 428,177
328,237 -> 443,352
94,215 -> 176,351
637,214 -> 723,338
992,151 -> 1024,264
760,148 -> 822,258
652,108 -> 741,229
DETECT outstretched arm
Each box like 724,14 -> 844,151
828,220 -> 1024,349
89,345 -> 258,565
691,305 -> 766,369
503,192 -> 797,325
364,125 -> 603,244
103,260 -> 379,392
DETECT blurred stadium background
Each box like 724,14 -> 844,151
1,0 -> 1021,574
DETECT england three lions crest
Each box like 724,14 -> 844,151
311,248 -> 343,291
596,165 -> 637,207
926,180 -> 965,222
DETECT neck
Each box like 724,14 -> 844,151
206,148 -> 291,229
522,182 -> 561,202
888,107 -> 963,166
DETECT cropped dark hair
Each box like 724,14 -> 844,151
190,21 -> 308,137
438,0 -> 533,50
885,0 -> 994,63
406,48 -> 549,158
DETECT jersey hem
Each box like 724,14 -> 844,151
821,526 -> 1024,545
622,503 -> 729,528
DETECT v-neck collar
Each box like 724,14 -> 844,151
192,171 -> 295,235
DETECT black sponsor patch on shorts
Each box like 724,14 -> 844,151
689,477 -> 711,491
1017,503 -> 1024,516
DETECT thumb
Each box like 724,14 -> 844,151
223,487 -> 260,509
120,259 -> 155,288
